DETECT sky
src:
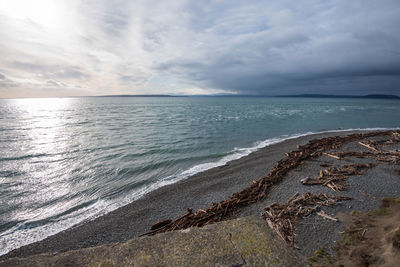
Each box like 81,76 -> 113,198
0,0 -> 400,98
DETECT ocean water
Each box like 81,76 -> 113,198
0,96 -> 399,255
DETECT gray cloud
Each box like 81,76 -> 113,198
48,68 -> 88,80
0,74 -> 18,88
46,79 -> 68,87
9,61 -> 89,80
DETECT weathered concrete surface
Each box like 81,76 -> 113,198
0,216 -> 305,267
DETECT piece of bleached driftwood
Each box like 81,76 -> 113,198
317,210 -> 338,221
323,152 -> 341,160
358,142 -> 378,152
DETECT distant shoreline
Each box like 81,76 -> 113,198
275,93 -> 400,99
96,94 -> 185,97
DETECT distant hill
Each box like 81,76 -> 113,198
94,94 -> 399,99
97,94 -> 183,97
276,94 -> 400,99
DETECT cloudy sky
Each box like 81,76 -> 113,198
0,0 -> 399,98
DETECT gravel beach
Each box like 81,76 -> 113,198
2,130 -> 399,260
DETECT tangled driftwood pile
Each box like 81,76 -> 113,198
301,164 -> 376,191
325,132 -> 400,163
262,193 -> 351,247
329,150 -> 400,163
142,130 -> 400,237
361,133 -> 400,148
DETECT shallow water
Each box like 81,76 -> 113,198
0,96 -> 399,255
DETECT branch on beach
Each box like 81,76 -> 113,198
317,210 -> 338,221
358,141 -> 379,152
323,152 -> 342,160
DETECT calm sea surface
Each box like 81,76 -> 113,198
1,96 -> 399,254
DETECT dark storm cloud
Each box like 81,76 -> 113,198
150,0 -> 400,95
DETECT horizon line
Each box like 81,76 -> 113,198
1,93 -> 399,100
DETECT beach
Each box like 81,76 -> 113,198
1,0 -> 400,264
2,129 -> 399,262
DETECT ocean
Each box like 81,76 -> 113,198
1,96 -> 399,255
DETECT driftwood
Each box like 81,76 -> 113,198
358,141 -> 378,152
329,134 -> 400,163
328,150 -> 400,163
150,219 -> 173,231
359,189 -> 377,200
301,164 -> 376,191
323,152 -> 341,160
262,193 -> 350,247
142,130 -> 399,237
317,210 -> 338,221
361,135 -> 400,148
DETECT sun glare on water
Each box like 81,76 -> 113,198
0,0 -> 66,29
9,98 -> 74,220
